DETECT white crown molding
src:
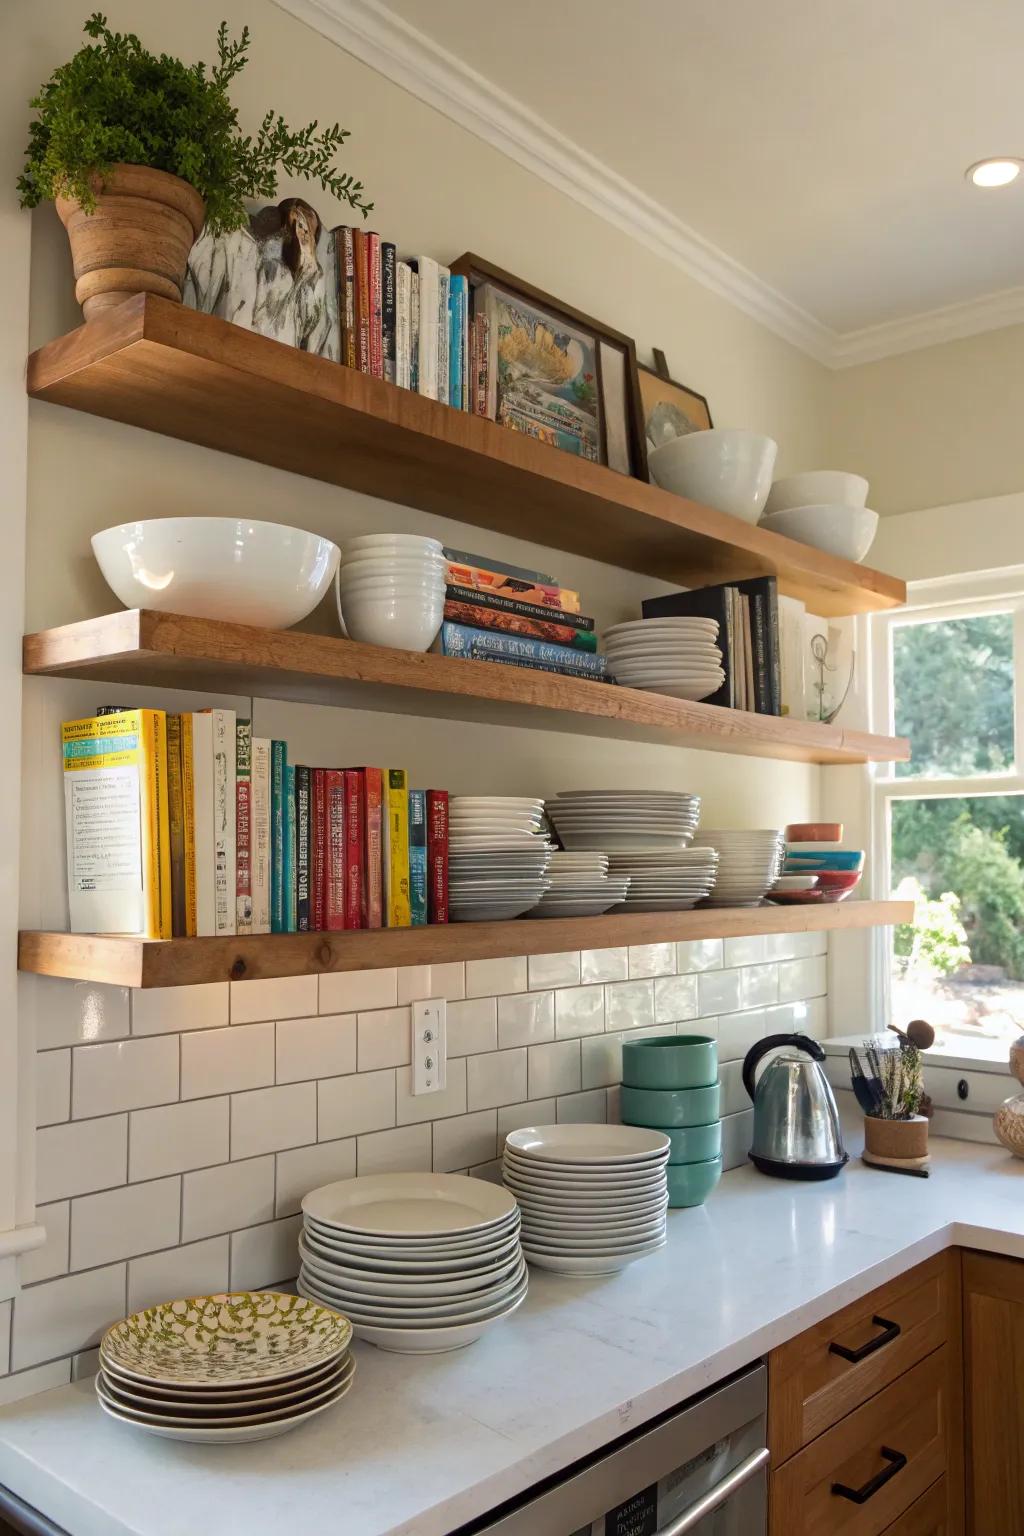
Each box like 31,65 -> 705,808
274,0 -> 1024,372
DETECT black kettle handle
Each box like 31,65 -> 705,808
742,1033 -> 825,1102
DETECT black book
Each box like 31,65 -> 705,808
381,242 -> 397,385
642,576 -> 780,714
295,764 -> 311,931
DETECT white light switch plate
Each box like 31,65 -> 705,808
411,999 -> 447,1095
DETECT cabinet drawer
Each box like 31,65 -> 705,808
770,1253 -> 956,1461
770,1347 -> 955,1536
884,1477 -> 949,1535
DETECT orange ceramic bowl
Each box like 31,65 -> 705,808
785,822 -> 843,843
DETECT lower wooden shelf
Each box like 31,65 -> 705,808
19,901 -> 911,988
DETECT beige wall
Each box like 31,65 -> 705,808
871,490 -> 1024,583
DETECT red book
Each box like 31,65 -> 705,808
361,768 -> 384,930
324,770 -> 346,931
311,769 -> 326,932
343,769 -> 365,929
427,789 -> 449,924
368,233 -> 383,379
353,230 -> 371,373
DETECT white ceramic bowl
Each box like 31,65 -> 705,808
764,471 -> 868,515
759,504 -> 879,562
339,575 -> 444,596
92,518 -> 340,629
647,430 -> 777,523
341,555 -> 445,573
339,591 -> 444,651
343,533 -> 442,553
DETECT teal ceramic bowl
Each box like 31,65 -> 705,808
621,1034 -> 718,1090
620,1081 -> 721,1129
663,1121 -> 722,1164
666,1156 -> 723,1208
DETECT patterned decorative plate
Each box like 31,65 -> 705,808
100,1292 -> 352,1388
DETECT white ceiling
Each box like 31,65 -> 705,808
362,0 -> 1024,347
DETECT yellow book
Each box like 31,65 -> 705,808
179,713 -> 197,937
140,710 -> 172,940
385,768 -> 411,927
166,715 -> 185,938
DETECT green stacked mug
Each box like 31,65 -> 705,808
620,1036 -> 723,1208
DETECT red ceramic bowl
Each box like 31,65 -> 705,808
768,869 -> 862,905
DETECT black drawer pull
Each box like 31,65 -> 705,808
828,1314 -> 901,1363
832,1446 -> 907,1504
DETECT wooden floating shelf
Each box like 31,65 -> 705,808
28,296 -> 905,618
19,902 -> 911,989
23,610 -> 909,765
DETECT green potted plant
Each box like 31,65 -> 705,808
18,13 -> 373,320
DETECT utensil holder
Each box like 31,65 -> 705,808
863,1113 -> 929,1163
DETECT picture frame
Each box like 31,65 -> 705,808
637,350 -> 713,461
449,253 -> 647,479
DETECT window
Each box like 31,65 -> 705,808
872,572 -> 1024,1047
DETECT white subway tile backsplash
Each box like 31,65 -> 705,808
720,1060 -> 748,1118
35,1050 -> 70,1127
628,943 -> 676,979
739,964 -> 779,1009
230,1216 -> 302,1289
20,1203 -> 69,1287
498,990 -> 554,1049
720,1108 -> 754,1170
778,955 -> 828,1002
319,968 -> 397,1014
433,1111 -> 497,1172
653,974 -> 699,1025
0,1303 -> 8,1374
467,1049 -> 527,1111
697,968 -> 743,1017
723,936 -> 767,968
528,1040 -> 581,1099
231,1083 -> 316,1160
556,1089 -> 607,1124
580,947 -> 628,983
37,1117 -> 127,1203
528,952 -> 581,990
181,1023 -> 275,1100
27,977 -> 129,1050
717,1009 -> 766,1064
357,1007 -> 412,1071
0,1360 -> 72,1406
182,1157 -> 275,1243
446,998 -> 497,1057
396,1057 -> 468,1126
497,1099 -> 556,1142
554,985 -> 605,1039
11,1265 -> 125,1371
231,974 -> 318,1024
428,962 -> 466,1001
606,1084 -> 622,1123
319,1068 -> 395,1139
581,1032 -> 623,1091
605,979 -> 655,1032
356,1123 -> 432,1176
676,939 -> 723,973
72,1037 -> 179,1119
132,983 -> 228,1036
275,1139 -> 355,1216
70,1178 -> 181,1271
127,1237 -> 230,1314
71,1349 -> 100,1382
276,1014 -> 356,1083
466,956 -> 526,998
395,966 -> 433,1005
129,1098 -> 229,1182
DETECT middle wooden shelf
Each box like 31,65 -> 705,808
24,608 -> 908,765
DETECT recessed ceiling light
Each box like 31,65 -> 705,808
966,158 -> 1022,188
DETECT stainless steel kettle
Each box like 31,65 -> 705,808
742,1033 -> 847,1179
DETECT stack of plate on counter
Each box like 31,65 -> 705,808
699,829 -> 785,907
528,851 -> 630,918
297,1173 -> 527,1353
607,846 -> 719,911
503,1125 -> 670,1275
545,789 -> 702,850
96,1292 -> 354,1444
602,618 -> 725,701
448,796 -> 553,921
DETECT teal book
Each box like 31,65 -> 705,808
270,740 -> 287,933
408,790 -> 428,926
448,275 -> 467,410
285,764 -> 297,933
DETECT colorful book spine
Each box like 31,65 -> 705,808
338,227 -> 356,369
210,709 -> 236,937
344,769 -> 364,929
384,768 -> 411,928
408,789 -> 427,927
395,260 -> 412,390
353,229 -> 371,373
471,310 -> 491,417
270,740 -> 287,933
311,768 -> 326,932
444,590 -> 597,650
448,275 -> 467,411
295,764 -> 311,931
426,790 -> 449,924
166,714 -> 186,938
439,622 -> 608,677
443,561 -> 580,614
381,241 -> 397,385
179,712 -> 197,937
286,765 -> 297,933
235,717 -> 252,935
368,232 -> 383,379
324,770 -> 346,932
250,737 -> 271,935
146,709 -> 172,940
409,268 -> 420,394
443,547 -> 558,585
362,767 -> 383,929
412,258 -> 439,399
191,711 -> 215,937
436,266 -> 451,406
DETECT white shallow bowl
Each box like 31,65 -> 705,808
303,1173 -> 516,1237
507,1124 -> 669,1163
759,504 -> 879,562
647,429 -> 777,523
93,518 -> 340,629
343,533 -> 442,553
299,1275 -> 527,1353
764,470 -> 869,515
521,1239 -> 666,1275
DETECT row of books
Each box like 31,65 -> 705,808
433,546 -> 608,684
62,709 -> 449,940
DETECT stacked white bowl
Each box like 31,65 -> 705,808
699,829 -> 784,906
546,789 -> 701,850
503,1125 -> 671,1275
297,1173 -> 526,1354
335,532 -> 445,651
449,796 -> 553,920
603,617 -> 725,701
607,846 -> 719,911
528,851 -> 630,918
759,471 -> 878,562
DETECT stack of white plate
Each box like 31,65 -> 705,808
297,1173 -> 526,1353
546,789 -> 701,850
96,1292 -> 354,1444
602,618 -> 725,700
504,1125 -> 670,1275
528,851 -> 630,918
336,532 -> 445,652
606,846 -> 719,911
699,829 -> 785,906
449,796 -> 553,920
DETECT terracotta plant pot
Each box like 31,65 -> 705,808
55,163 -> 205,320
864,1113 -> 929,1161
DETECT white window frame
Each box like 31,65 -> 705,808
868,565 -> 1024,1033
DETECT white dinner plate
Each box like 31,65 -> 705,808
521,1240 -> 667,1275
520,1223 -> 666,1252
303,1173 -> 517,1238
603,619 -> 719,637
298,1276 -> 527,1353
510,1192 -> 670,1220
506,1125 -> 670,1164
298,1241 -> 521,1295
299,1263 -> 527,1321
502,1158 -> 667,1189
303,1215 -> 519,1256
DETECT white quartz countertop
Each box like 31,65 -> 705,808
2,1131 -> 1024,1536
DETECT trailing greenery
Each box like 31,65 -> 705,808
17,13 -> 373,233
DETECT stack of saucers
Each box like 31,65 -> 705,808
503,1125 -> 670,1275
602,618 -> 725,700
528,851 -> 630,918
546,789 -> 701,850
449,796 -> 553,921
96,1292 -> 354,1444
297,1173 -> 526,1353
699,829 -> 784,906
607,846 -> 719,911
336,532 -> 445,652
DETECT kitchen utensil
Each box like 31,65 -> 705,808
742,1033 -> 847,1179
848,1047 -> 885,1116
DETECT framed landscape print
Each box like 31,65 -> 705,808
638,355 -> 713,457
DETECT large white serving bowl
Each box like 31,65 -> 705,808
92,518 -> 341,629
764,470 -> 868,515
758,504 -> 879,562
647,429 -> 777,523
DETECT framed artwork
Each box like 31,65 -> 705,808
449,253 -> 646,478
638,351 -> 713,457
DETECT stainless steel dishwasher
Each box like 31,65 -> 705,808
469,1362 -> 767,1536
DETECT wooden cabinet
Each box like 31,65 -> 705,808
885,1477 -> 951,1535
963,1249 -> 1024,1534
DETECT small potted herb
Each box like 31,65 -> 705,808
18,14 -> 372,319
850,1019 -> 935,1165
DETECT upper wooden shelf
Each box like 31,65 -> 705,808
23,609 -> 909,765
19,901 -> 911,988
27,296 -> 905,618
